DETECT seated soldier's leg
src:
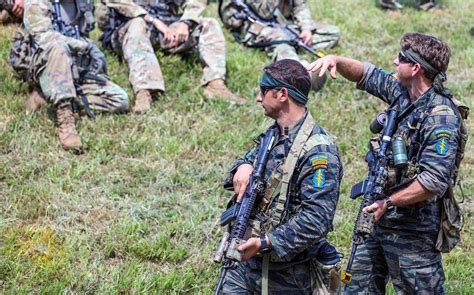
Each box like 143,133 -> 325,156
119,17 -> 164,114
344,231 -> 388,294
196,17 -> 245,105
257,26 -> 301,62
379,228 -> 445,294
311,23 -> 340,50
79,79 -> 129,113
38,42 -> 82,150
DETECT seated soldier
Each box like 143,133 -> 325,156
10,0 -> 129,150
219,0 -> 340,92
97,0 -> 246,114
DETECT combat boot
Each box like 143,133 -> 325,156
379,0 -> 403,10
310,72 -> 327,93
57,102 -> 82,151
25,88 -> 47,113
132,89 -> 153,114
204,79 -> 246,105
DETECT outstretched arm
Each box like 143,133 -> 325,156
307,55 -> 364,82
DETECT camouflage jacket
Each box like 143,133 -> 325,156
23,0 -> 90,54
357,62 -> 462,233
96,0 -> 205,30
220,0 -> 316,32
225,112 -> 343,261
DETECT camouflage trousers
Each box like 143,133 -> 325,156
111,16 -> 226,94
38,41 -> 129,112
344,226 -> 445,295
222,258 -> 313,294
244,23 -> 340,66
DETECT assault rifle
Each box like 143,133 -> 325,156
228,0 -> 325,58
213,128 -> 276,295
341,108 -> 399,285
51,0 -> 108,120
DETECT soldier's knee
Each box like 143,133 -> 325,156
48,41 -> 73,59
111,88 -> 130,113
127,17 -> 147,34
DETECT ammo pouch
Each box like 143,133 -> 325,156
435,182 -> 463,253
9,30 -> 37,81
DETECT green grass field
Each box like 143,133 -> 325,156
0,0 -> 473,293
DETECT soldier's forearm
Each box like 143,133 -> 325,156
335,56 -> 364,82
389,180 -> 434,207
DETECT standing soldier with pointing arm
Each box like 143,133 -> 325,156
307,32 -> 468,294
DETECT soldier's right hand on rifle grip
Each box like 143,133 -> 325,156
233,164 -> 253,202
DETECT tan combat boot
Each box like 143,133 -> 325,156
57,102 -> 82,151
25,88 -> 47,114
132,90 -> 153,114
203,79 -> 246,105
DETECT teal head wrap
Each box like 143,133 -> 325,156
259,72 -> 309,105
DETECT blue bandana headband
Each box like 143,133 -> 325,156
259,72 -> 309,105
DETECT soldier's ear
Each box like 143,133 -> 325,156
278,87 -> 289,102
412,63 -> 423,77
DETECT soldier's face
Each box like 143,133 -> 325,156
257,88 -> 280,119
394,53 -> 415,87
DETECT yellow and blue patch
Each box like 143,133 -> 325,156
434,127 -> 452,155
310,154 -> 328,188
309,154 -> 328,170
313,168 -> 326,188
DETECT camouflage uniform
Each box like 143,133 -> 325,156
96,0 -> 227,93
22,0 -> 129,111
220,0 -> 340,66
0,0 -> 21,24
345,63 -> 462,294
222,112 -> 343,293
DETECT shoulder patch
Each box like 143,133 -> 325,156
431,105 -> 455,116
309,154 -> 328,170
312,168 -> 326,188
434,127 -> 452,155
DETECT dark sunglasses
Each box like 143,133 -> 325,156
260,85 -> 273,96
398,52 -> 413,64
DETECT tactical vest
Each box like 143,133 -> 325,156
57,0 -> 95,36
245,113 -> 337,261
373,94 -> 468,252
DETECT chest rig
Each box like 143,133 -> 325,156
246,114 -> 335,258
55,0 -> 95,36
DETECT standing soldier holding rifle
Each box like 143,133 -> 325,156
307,32 -> 468,294
9,0 -> 129,151
219,0 -> 340,92
214,59 -> 343,294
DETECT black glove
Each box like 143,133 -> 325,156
86,41 -> 108,74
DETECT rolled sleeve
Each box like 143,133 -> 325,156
268,150 -> 341,260
356,62 -> 402,105
416,113 -> 460,197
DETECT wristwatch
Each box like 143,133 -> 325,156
384,198 -> 394,210
260,235 -> 271,254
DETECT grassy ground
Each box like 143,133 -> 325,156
1,0 -> 473,293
